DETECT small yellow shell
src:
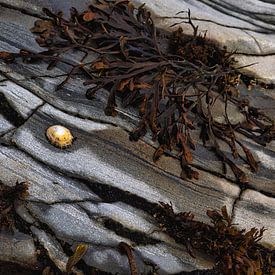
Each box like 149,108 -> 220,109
46,125 -> 74,149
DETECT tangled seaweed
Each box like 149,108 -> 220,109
153,204 -> 274,275
0,0 -> 274,182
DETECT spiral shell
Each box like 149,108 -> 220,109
46,125 -> 74,149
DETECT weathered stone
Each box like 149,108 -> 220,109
0,7 -> 41,52
15,204 -> 36,225
0,81 -> 43,119
0,145 -> 215,272
132,0 -> 275,83
0,76 -> 14,135
4,101 -> 241,272
30,226 -> 84,274
0,146 -> 101,204
0,231 -> 38,268
0,7 -> 273,195
0,0 -> 91,18
0,115 -> 14,136
0,2 -> 274,274
233,189 -> 275,245
12,104 -> 240,218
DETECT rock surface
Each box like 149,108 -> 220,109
0,232 -> 38,268
0,1 -> 274,274
133,0 -> 275,83
1,0 -> 275,83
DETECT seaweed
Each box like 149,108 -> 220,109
0,181 -> 273,274
0,0 -> 274,183
0,2 -> 274,272
152,203 -> 274,274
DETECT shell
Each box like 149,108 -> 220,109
46,125 -> 74,149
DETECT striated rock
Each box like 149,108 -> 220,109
11,104 -> 241,218
132,0 -> 275,83
1,0 -> 275,83
233,189 -> 275,245
0,1 -> 274,274
30,226 -> 84,275
0,115 -> 14,136
0,146 -> 101,204
0,231 -> 38,269
0,81 -> 43,119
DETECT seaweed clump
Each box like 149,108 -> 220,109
0,0 -> 274,182
153,204 -> 274,275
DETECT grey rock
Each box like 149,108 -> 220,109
0,7 -> 42,52
80,201 -> 175,244
15,204 -> 36,224
0,231 -> 38,268
0,144 -> 214,273
0,7 -> 273,194
132,0 -> 275,83
29,202 -> 210,274
233,189 -> 275,245
0,115 -> 14,136
0,80 -> 43,119
12,104 -> 240,220
8,101 -> 241,272
0,2 -> 274,274
28,202 -> 128,246
136,244 -> 213,274
0,0 -> 91,18
0,128 -> 16,144
0,146 -> 101,204
81,245 -> 132,275
30,226 -> 84,274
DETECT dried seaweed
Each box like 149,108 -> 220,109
153,203 -> 274,275
66,243 -> 88,273
0,181 -> 29,230
0,0 -> 274,182
119,242 -> 139,275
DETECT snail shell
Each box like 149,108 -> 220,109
46,125 -> 74,149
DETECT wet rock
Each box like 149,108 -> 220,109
12,104 -> 240,219
0,1 -> 274,274
0,231 -> 38,268
132,0 -> 275,83
0,81 -> 43,119
0,115 -> 14,136
31,226 -> 84,274
233,189 -> 275,245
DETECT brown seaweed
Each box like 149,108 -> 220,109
153,203 -> 274,275
1,0 -> 273,183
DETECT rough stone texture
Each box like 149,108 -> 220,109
30,226 -> 84,275
0,81 -> 43,119
0,6 -> 273,195
0,146 -> 101,204
233,189 -> 275,245
0,1 -> 274,274
0,232 -> 38,268
132,0 -> 275,83
12,104 -> 240,216
0,144 -> 215,273
0,115 -> 14,136
1,0 -> 275,83
0,75 -> 15,135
